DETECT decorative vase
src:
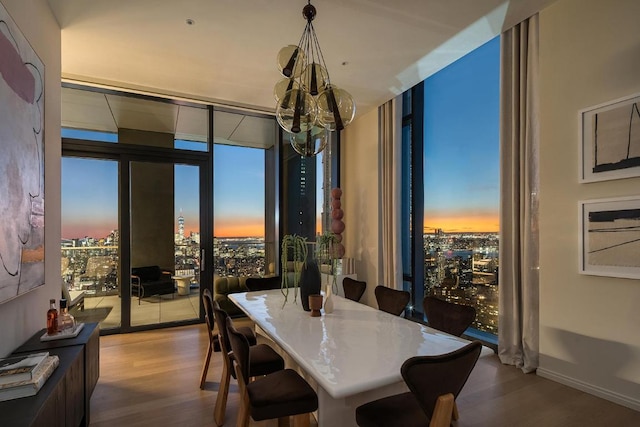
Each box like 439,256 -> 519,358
299,250 -> 322,311
324,283 -> 334,314
309,294 -> 323,317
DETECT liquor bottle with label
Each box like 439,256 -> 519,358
59,298 -> 76,332
46,299 -> 58,335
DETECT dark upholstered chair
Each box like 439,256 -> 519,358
356,341 -> 483,427
226,317 -> 318,427
211,300 -> 284,425
374,285 -> 410,316
131,265 -> 175,304
245,276 -> 281,292
423,296 -> 476,337
200,289 -> 256,389
214,276 -> 249,316
343,277 -> 366,302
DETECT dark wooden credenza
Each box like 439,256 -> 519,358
0,322 -> 100,427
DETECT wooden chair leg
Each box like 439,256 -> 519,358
292,413 -> 311,427
452,400 -> 459,420
234,394 -> 250,427
235,371 -> 251,427
199,339 -> 213,389
214,360 -> 231,426
429,393 -> 454,427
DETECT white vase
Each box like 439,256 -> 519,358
324,283 -> 334,314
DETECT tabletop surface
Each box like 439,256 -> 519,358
230,290 -> 493,398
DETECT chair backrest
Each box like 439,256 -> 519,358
211,299 -> 233,356
202,289 -> 215,333
343,277 -> 366,302
225,317 -> 251,386
423,296 -> 476,337
401,340 -> 482,420
246,276 -> 281,292
374,285 -> 410,316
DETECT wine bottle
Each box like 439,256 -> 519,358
46,299 -> 58,335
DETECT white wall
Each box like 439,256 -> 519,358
0,0 -> 61,357
341,107 -> 380,307
538,0 -> 640,410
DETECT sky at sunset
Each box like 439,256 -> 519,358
423,36 -> 500,233
61,145 -> 266,239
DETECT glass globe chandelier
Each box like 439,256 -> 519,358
275,1 -> 356,157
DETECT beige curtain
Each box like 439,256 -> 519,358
379,97 -> 403,289
498,14 -> 540,374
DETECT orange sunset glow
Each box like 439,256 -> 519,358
214,219 -> 264,238
424,212 -> 499,233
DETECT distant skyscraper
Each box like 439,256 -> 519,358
178,210 -> 185,240
283,146 -> 317,240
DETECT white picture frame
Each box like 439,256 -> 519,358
579,196 -> 640,279
579,93 -> 640,183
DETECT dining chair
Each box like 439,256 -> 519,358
374,285 -> 410,316
423,296 -> 476,337
355,340 -> 483,427
343,277 -> 366,302
211,300 -> 285,426
200,289 -> 258,389
226,317 -> 318,427
245,275 -> 281,291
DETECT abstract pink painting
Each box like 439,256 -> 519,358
0,2 -> 45,304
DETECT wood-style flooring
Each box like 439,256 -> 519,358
90,324 -> 640,427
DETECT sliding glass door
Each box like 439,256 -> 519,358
61,157 -> 120,328
129,161 -> 201,327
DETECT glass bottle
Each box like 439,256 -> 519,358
59,298 -> 76,332
46,299 -> 58,335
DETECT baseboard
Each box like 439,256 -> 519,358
537,367 -> 640,412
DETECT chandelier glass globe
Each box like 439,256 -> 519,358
275,88 -> 317,134
302,62 -> 328,96
274,77 -> 300,103
290,125 -> 328,157
316,85 -> 356,131
277,45 -> 305,78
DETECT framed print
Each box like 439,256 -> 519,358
0,3 -> 45,304
579,196 -> 640,279
580,93 -> 640,183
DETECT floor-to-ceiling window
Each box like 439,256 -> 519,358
403,36 -> 500,343
61,86 -> 211,333
61,156 -> 120,327
213,144 -> 267,276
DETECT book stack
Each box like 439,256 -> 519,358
0,352 -> 59,402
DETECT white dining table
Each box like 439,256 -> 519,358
229,289 -> 494,427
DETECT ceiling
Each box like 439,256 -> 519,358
61,86 -> 276,148
49,0 -> 556,127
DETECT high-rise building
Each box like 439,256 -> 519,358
178,210 -> 185,240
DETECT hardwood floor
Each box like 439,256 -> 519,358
90,324 -> 640,427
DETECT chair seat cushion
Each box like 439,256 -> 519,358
356,392 -> 428,427
247,369 -> 318,421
